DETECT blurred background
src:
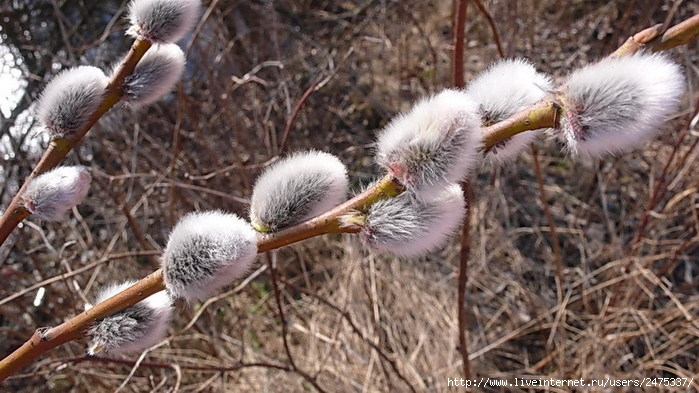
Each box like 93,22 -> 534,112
1,1 -> 697,391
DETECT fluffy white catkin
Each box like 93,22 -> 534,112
21,166 -> 91,222
128,0 -> 200,44
119,43 -> 186,105
86,280 -> 173,355
36,66 -> 108,138
558,52 -> 685,158
465,58 -> 553,163
375,89 -> 482,198
249,150 -> 349,232
345,184 -> 465,258
162,211 -> 258,301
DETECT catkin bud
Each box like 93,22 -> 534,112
375,89 -> 482,197
127,0 -> 201,44
342,184 -> 465,258
557,52 -> 685,158
466,58 -> 553,163
117,43 -> 186,105
21,166 -> 91,222
162,211 -> 258,301
86,280 -> 173,356
250,151 -> 349,232
36,66 -> 108,138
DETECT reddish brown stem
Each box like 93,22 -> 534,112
453,0 -> 471,382
279,78 -> 322,155
0,39 -> 152,247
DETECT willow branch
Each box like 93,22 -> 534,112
2,12 -> 699,383
0,174 -> 403,381
0,39 -> 152,247
481,12 -> 699,150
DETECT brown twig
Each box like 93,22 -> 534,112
453,0 -> 471,382
279,77 -> 322,155
0,270 -> 165,381
0,38 -> 153,247
267,255 -> 297,370
471,0 -> 505,57
280,277 -> 419,393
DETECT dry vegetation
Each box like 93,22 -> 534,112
1,0 -> 698,392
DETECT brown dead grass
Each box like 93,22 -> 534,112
1,0 -> 698,392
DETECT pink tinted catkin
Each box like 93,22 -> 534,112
375,89 -> 482,198
558,52 -> 685,158
21,166 -> 91,222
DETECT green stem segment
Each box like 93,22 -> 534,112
481,100 -> 560,152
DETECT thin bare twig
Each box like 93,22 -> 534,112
471,0 -> 505,57
267,254 -> 297,370
453,0 -> 471,382
281,277 -> 419,393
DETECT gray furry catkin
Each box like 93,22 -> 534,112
465,58 -> 553,163
36,66 -> 108,138
249,150 -> 349,232
162,211 -> 258,301
86,281 -> 173,355
375,89 -> 482,198
127,0 -> 201,44
119,43 -> 185,105
558,52 -> 685,158
343,184 -> 465,258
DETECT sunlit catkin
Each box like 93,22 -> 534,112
162,211 -> 258,301
118,43 -> 186,105
250,151 -> 349,232
342,184 -> 465,258
127,0 -> 200,44
375,89 -> 481,198
21,166 -> 91,222
36,66 -> 108,138
558,52 -> 685,158
466,58 -> 553,163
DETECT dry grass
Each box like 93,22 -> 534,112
1,0 -> 698,392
